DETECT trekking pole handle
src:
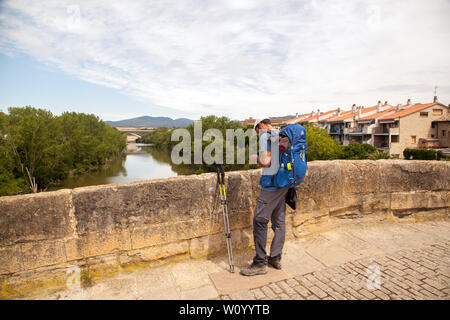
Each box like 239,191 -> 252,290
215,163 -> 225,184
215,163 -> 221,184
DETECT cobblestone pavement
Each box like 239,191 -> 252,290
219,240 -> 450,300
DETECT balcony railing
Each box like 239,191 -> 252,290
344,127 -> 371,134
372,127 -> 387,134
329,126 -> 344,134
344,128 -> 356,134
373,126 -> 399,134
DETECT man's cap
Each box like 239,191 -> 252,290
253,118 -> 264,130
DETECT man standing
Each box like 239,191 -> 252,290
240,118 -> 289,276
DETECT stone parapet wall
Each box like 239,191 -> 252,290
0,160 -> 449,298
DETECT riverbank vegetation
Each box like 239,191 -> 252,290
138,115 -> 259,174
137,117 -> 389,175
0,106 -> 126,196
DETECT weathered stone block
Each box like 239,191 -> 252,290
166,219 -> 213,242
137,241 -> 189,261
131,224 -> 167,249
65,230 -> 131,261
328,194 -> 363,217
378,161 -> 405,192
379,160 -> 450,192
230,211 -> 252,230
360,193 -> 391,214
72,176 -> 206,234
248,169 -> 263,205
240,228 -> 253,249
390,191 -> 449,211
200,171 -> 253,220
299,161 -> 343,193
189,234 -> 222,259
0,190 -> 73,246
224,171 -> 253,214
0,245 -> 22,274
338,160 -> 380,194
189,231 -> 242,259
20,240 -> 66,271
130,212 -> 252,251
408,208 -> 449,221
1,264 -> 71,299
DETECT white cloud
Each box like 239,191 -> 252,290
0,0 -> 449,119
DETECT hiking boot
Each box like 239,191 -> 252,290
239,262 -> 267,276
268,257 -> 282,270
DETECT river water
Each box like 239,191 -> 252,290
53,143 -> 178,189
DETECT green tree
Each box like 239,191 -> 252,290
303,123 -> 342,161
5,107 -> 62,191
0,111 -> 27,195
138,115 -> 257,174
0,107 -> 126,196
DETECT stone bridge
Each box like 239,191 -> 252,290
0,160 -> 449,299
124,132 -> 142,143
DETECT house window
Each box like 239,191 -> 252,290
433,109 -> 443,116
411,136 -> 416,144
443,130 -> 447,137
391,136 -> 399,143
420,112 -> 428,117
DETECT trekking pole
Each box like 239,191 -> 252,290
215,163 -> 235,273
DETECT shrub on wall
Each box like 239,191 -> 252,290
403,148 -> 446,160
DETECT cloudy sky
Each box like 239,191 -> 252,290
0,0 -> 449,121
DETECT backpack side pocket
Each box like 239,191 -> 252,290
260,175 -> 274,188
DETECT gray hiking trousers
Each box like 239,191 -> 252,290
253,187 -> 289,265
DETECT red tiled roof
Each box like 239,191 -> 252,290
283,113 -> 313,124
285,109 -> 338,123
316,109 -> 340,120
297,109 -> 339,123
357,106 -> 398,120
321,108 -> 340,116
326,109 -> 354,121
281,101 -> 444,125
294,114 -> 318,123
328,104 -> 390,122
377,103 -> 436,120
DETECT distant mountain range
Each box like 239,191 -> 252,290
106,114 -> 298,128
105,116 -> 194,128
271,115 -> 297,120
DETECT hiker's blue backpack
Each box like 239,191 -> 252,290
260,124 -> 308,188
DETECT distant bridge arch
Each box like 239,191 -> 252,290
125,132 -> 142,139
125,132 -> 142,143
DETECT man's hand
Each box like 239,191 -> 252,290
258,151 -> 271,168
